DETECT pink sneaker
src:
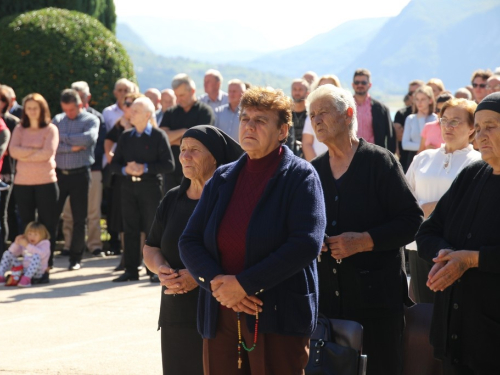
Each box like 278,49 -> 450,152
18,275 -> 31,287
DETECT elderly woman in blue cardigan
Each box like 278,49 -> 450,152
179,87 -> 326,375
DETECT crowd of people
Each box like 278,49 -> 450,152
1,65 -> 500,375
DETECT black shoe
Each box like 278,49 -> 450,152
112,272 -> 139,282
150,274 -> 160,283
32,271 -> 50,284
92,248 -> 105,257
68,261 -> 81,271
60,249 -> 70,256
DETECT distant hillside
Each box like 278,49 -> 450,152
339,0 -> 500,93
117,23 -> 292,92
118,16 -> 276,63
244,17 -> 389,81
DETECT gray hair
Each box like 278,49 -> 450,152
205,69 -> 223,84
114,78 -> 135,91
71,81 -> 90,97
60,89 -> 82,105
227,79 -> 246,91
171,73 -> 196,90
134,96 -> 157,127
455,87 -> 472,100
308,84 -> 358,135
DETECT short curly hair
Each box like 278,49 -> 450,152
239,87 -> 292,144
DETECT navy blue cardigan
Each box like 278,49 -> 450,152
179,146 -> 326,339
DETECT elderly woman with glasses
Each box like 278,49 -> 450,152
406,99 -> 481,303
416,93 -> 500,374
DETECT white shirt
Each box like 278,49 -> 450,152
402,113 -> 437,151
303,117 -> 328,156
102,103 -> 124,133
405,144 -> 481,249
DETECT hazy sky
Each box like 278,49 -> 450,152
114,0 -> 412,49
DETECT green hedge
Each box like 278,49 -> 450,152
0,0 -> 116,32
0,8 -> 135,115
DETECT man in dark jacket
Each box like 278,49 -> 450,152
111,97 -> 174,282
352,68 -> 396,153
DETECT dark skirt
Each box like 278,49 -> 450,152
161,324 -> 203,375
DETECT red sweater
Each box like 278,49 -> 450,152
217,146 -> 283,275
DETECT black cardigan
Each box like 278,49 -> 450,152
416,160 -> 500,372
311,139 -> 423,319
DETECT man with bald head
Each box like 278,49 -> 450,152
487,75 -> 500,94
111,97 -> 174,282
199,69 -> 228,111
156,89 -> 176,124
145,88 -> 162,112
214,79 -> 245,141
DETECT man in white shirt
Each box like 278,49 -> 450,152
102,78 -> 135,132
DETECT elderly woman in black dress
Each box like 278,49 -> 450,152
416,92 -> 500,374
143,125 -> 242,375
308,84 -> 423,375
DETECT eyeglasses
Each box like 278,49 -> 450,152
439,118 -> 463,128
124,101 -> 133,107
472,83 -> 487,89
353,80 -> 368,86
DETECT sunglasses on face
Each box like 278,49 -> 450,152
472,83 -> 487,89
0,97 -> 7,103
124,101 -> 133,107
353,80 -> 368,86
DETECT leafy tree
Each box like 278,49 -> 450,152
0,0 -> 116,32
0,8 -> 135,114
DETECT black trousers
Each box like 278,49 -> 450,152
13,183 -> 59,266
348,312 -> 405,375
55,169 -> 90,263
1,186 -> 20,249
121,180 -> 161,276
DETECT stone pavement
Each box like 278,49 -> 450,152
0,253 -> 163,375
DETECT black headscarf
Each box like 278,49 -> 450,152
181,125 -> 243,167
176,125 -> 244,197
475,92 -> 500,115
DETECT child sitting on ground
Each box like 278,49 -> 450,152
0,222 -> 51,287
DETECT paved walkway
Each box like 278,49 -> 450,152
0,253 -> 163,374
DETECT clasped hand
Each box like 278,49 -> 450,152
158,265 -> 198,295
427,249 -> 479,292
14,235 -> 28,247
322,232 -> 373,262
125,161 -> 145,176
211,275 -> 263,315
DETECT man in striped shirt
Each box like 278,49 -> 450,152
52,89 -> 99,270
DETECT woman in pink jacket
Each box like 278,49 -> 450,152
9,93 -> 59,267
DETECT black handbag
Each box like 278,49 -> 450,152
305,315 -> 367,375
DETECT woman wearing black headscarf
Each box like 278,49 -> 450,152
416,92 -> 500,374
143,125 -> 243,375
